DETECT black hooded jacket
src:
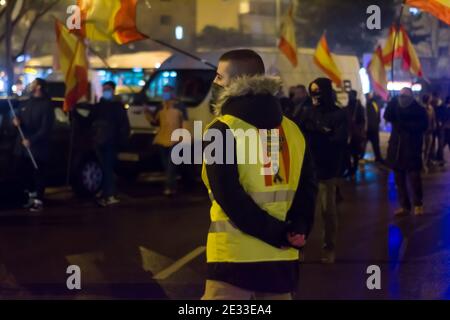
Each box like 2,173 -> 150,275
299,78 -> 348,180
14,96 -> 55,162
384,97 -> 428,171
204,75 -> 317,293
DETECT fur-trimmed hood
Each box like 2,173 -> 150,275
214,75 -> 282,116
213,75 -> 284,130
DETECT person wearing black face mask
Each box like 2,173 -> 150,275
384,87 -> 428,217
299,78 -> 348,264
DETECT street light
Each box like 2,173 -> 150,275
0,0 -> 7,7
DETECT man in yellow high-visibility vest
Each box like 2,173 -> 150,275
201,50 -> 317,300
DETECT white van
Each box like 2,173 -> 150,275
120,47 -> 363,176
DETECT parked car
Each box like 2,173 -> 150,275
0,95 -> 103,199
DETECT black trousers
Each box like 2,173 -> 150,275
366,129 -> 383,162
394,170 -> 423,210
15,156 -> 46,201
433,128 -> 445,161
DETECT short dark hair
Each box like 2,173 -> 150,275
103,81 -> 116,90
34,78 -> 49,97
219,49 -> 265,78
401,87 -> 413,95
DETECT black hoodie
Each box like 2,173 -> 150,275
204,75 -> 317,293
299,78 -> 348,180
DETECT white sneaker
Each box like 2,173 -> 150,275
321,250 -> 336,264
29,199 -> 43,213
414,206 -> 424,216
97,196 -> 120,207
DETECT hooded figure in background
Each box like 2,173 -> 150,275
384,87 -> 428,216
299,77 -> 348,264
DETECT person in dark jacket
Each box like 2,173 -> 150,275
299,78 -> 348,264
345,90 -> 366,177
202,50 -> 317,299
364,92 -> 384,163
384,87 -> 428,216
442,97 -> 450,158
91,81 -> 130,207
433,93 -> 447,165
13,78 -> 55,212
285,85 -> 312,125
422,94 -> 437,173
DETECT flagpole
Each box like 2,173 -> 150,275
7,98 -> 39,170
148,38 -> 217,69
391,1 -> 406,89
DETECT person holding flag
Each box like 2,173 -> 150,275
13,78 -> 55,213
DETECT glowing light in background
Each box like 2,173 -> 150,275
359,68 -> 370,95
175,26 -> 184,40
239,0 -> 250,14
387,81 -> 422,92
411,83 -> 422,92
409,7 -> 420,15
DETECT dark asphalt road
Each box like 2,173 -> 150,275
0,154 -> 449,300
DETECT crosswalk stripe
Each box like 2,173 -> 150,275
153,246 -> 206,280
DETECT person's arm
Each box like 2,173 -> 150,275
285,144 -> 318,238
28,102 -> 54,145
329,110 -> 349,145
117,103 -> 131,144
357,103 -> 366,127
384,100 -> 397,123
205,121 -> 290,248
299,109 -> 331,135
398,105 -> 428,133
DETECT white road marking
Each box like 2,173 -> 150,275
153,246 -> 206,280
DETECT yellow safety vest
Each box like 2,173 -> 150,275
202,114 -> 306,263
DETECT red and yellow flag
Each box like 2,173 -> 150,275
278,3 -> 298,67
55,20 -> 89,112
402,27 -> 423,77
76,0 -> 147,44
368,46 -> 389,101
381,26 -> 406,67
313,33 -> 342,87
382,26 -> 423,77
406,0 -> 450,25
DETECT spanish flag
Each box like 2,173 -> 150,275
402,27 -> 423,77
368,46 -> 389,101
278,3 -> 298,67
55,20 -> 89,112
382,26 -> 423,77
313,33 -> 342,87
381,26 -> 405,67
76,0 -> 147,44
406,0 -> 450,25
